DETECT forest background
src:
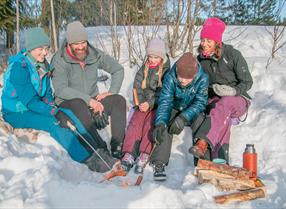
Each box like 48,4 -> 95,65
1,0 -> 286,69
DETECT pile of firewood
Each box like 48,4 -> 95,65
195,159 -> 266,204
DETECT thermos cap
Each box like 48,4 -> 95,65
245,144 -> 256,153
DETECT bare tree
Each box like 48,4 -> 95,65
265,0 -> 286,68
123,0 -> 166,67
50,0 -> 58,52
16,0 -> 20,53
165,0 -> 202,58
109,0 -> 120,61
185,0 -> 201,53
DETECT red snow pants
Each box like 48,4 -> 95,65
122,109 -> 156,155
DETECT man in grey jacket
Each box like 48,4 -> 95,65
51,21 -> 126,159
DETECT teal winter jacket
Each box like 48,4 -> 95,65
1,49 -> 56,116
155,64 -> 209,126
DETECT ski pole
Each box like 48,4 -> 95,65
134,144 -> 157,186
66,121 -> 112,170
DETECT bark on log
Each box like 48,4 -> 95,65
197,170 -> 256,191
214,188 -> 266,204
197,159 -> 251,180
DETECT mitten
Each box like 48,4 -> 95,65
213,84 -> 236,96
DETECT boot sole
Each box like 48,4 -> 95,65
153,176 -> 167,181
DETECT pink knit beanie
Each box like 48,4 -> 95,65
200,17 -> 226,43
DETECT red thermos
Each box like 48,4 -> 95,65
243,144 -> 257,179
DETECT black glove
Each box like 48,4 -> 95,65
168,115 -> 187,135
93,112 -> 109,130
153,124 -> 168,145
55,109 -> 73,128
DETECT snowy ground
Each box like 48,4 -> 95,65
0,26 -> 286,209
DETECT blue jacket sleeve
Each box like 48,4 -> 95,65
43,77 -> 55,105
155,72 -> 174,126
181,74 -> 209,123
10,62 -> 57,116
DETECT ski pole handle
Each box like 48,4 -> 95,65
67,120 -> 76,131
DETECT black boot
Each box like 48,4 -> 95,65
153,161 -> 167,181
84,148 -> 117,173
110,139 -> 123,159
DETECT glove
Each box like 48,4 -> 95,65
153,124 -> 168,145
93,111 -> 109,130
169,115 -> 187,135
55,109 -> 73,128
213,84 -> 236,96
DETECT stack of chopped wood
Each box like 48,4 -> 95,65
195,159 -> 266,204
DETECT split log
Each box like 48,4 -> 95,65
214,188 -> 266,204
197,159 -> 251,180
197,169 -> 256,191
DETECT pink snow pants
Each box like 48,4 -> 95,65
122,109 -> 156,155
207,96 -> 250,156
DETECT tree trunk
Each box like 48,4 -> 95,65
16,0 -> 20,53
50,0 -> 58,52
6,30 -> 14,49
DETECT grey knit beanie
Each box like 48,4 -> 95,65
25,27 -> 50,51
146,38 -> 166,59
66,21 -> 88,44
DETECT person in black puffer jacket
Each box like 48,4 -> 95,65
189,17 -> 253,165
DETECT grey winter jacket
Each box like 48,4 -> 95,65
155,64 -> 209,126
198,43 -> 253,99
133,56 -> 170,110
51,41 -> 124,105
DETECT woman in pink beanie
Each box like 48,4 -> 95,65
189,17 -> 253,165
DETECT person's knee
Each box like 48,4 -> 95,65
68,98 -> 88,108
112,94 -> 126,109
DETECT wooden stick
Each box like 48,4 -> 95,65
134,144 -> 157,186
133,88 -> 140,106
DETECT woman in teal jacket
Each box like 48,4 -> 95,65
1,27 -> 116,172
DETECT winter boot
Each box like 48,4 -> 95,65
153,161 -> 167,181
189,138 -> 208,159
134,153 -> 149,174
121,153 -> 135,172
110,139 -> 123,159
84,148 -> 117,173
97,148 -> 118,168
